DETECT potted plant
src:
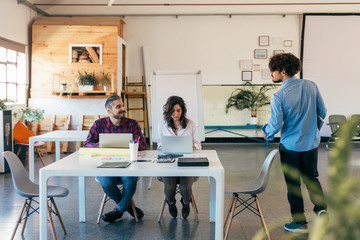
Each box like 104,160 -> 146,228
76,70 -> 96,91
99,70 -> 111,91
19,106 -> 45,132
225,85 -> 273,125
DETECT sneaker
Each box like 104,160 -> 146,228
284,221 -> 308,232
168,200 -> 178,218
101,208 -> 124,222
181,198 -> 191,219
127,205 -> 144,219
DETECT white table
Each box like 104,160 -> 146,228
39,150 -> 224,239
29,130 -> 88,181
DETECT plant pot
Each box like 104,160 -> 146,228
104,85 -> 109,91
60,84 -> 67,91
248,117 -> 258,125
78,85 -> 94,91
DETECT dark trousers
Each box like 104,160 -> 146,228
162,177 -> 195,204
279,144 -> 327,222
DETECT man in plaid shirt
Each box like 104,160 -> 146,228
85,95 -> 146,222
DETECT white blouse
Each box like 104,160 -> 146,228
157,119 -> 202,150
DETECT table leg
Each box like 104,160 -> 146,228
79,176 -> 86,222
55,141 -> 61,161
39,171 -> 48,240
215,173 -> 224,240
209,176 -> 216,222
29,139 -> 35,181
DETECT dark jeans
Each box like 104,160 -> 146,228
279,144 -> 327,222
97,176 -> 138,212
162,177 -> 196,204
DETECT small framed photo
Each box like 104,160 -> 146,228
258,36 -> 269,46
242,71 -> 252,81
69,44 -> 103,64
239,60 -> 253,70
254,49 -> 268,59
272,37 -> 282,45
262,69 -> 271,79
273,50 -> 284,55
283,40 -> 292,47
253,64 -> 261,71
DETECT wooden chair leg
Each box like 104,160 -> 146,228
158,196 -> 167,222
47,202 -> 57,240
50,197 -> 67,234
224,194 -> 238,240
35,146 -> 46,166
224,194 -> 236,231
131,199 -> 139,222
190,193 -> 199,222
255,196 -> 272,240
11,200 -> 27,240
21,199 -> 32,235
97,194 -> 108,224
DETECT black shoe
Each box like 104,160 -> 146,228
101,208 -> 123,222
181,198 -> 190,219
127,205 -> 144,219
168,200 -> 178,218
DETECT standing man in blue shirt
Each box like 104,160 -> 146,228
262,53 -> 327,232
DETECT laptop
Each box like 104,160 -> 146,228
161,135 -> 193,154
99,133 -> 132,148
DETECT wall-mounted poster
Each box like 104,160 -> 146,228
69,44 -> 103,64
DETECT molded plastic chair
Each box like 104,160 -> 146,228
157,177 -> 199,222
2,151 -> 69,240
95,177 -> 140,223
223,149 -> 279,240
327,114 -> 347,148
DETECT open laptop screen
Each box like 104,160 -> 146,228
99,133 -> 132,148
161,135 -> 193,154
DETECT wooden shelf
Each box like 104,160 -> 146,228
53,90 -> 117,98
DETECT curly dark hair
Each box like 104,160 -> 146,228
163,96 -> 188,131
268,53 -> 302,77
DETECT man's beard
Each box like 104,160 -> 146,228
272,79 -> 282,83
114,111 -> 126,119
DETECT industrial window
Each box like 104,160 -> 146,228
0,37 -> 27,104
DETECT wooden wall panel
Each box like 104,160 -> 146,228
31,17 -> 124,98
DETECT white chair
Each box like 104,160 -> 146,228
2,151 -> 69,240
223,149 -> 279,240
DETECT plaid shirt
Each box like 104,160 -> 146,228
84,117 -> 146,150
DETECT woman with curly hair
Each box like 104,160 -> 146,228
157,95 -> 201,219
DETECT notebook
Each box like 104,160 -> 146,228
177,157 -> 209,167
99,133 -> 132,148
97,161 -> 131,168
161,135 -> 193,154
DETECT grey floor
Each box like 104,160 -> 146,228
1,142 -> 359,240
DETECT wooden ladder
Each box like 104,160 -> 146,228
124,76 -> 148,137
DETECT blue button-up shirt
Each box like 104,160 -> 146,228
262,77 -> 326,152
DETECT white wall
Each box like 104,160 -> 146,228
126,15 -> 299,137
0,0 -> 36,44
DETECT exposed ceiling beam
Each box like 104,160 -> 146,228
17,0 -> 49,16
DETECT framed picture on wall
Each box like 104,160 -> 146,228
262,69 -> 271,79
242,71 -> 252,81
273,50 -> 284,55
254,49 -> 267,59
258,36 -> 270,46
69,44 -> 103,64
283,40 -> 292,47
272,37 -> 282,45
239,60 -> 253,70
253,64 -> 261,71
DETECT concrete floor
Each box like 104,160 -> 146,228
1,142 -> 359,240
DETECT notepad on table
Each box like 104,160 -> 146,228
97,161 -> 131,168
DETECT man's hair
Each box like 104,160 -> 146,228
163,96 -> 188,131
268,53 -> 302,77
105,95 -> 121,109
